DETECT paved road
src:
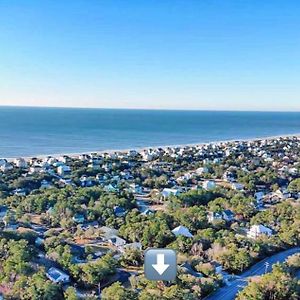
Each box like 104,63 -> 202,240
205,247 -> 300,300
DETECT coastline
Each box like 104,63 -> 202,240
6,132 -> 300,161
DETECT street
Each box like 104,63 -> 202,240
205,247 -> 300,300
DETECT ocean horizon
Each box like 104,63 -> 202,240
1,106 -> 300,158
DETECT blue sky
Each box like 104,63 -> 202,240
0,0 -> 300,111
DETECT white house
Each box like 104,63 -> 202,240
202,180 -> 216,190
172,225 -> 193,238
247,225 -> 273,239
46,267 -> 70,284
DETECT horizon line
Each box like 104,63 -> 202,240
0,104 -> 299,113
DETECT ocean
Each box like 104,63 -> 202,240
1,106 -> 300,158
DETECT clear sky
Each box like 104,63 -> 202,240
0,0 -> 300,111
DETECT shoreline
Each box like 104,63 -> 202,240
6,132 -> 300,161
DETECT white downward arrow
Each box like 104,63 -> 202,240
152,253 -> 169,275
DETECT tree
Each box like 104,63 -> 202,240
13,271 -> 63,300
64,287 -> 79,300
81,254 -> 117,286
288,178 -> 300,193
101,282 -> 138,300
237,264 -> 300,300
120,248 -> 143,267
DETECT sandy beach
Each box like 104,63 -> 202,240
6,133 -> 300,162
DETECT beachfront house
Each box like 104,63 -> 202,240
0,163 -> 13,172
0,159 -> 7,167
46,267 -> 70,284
14,158 -> 28,168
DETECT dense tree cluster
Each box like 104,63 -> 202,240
237,257 -> 300,300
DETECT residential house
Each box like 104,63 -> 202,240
0,206 -> 7,221
121,242 -> 142,253
231,182 -> 245,191
35,237 -> 45,247
0,163 -> 13,172
172,225 -> 193,238
114,206 -> 127,218
247,225 -> 273,239
29,165 -> 43,174
129,183 -> 143,194
46,267 -> 70,284
99,226 -> 119,240
207,211 -> 223,223
104,184 -> 119,193
108,235 -> 127,248
196,167 -> 209,175
40,180 -> 52,189
57,165 -> 71,176
59,178 -> 73,186
161,188 -> 181,199
13,188 -> 26,197
179,262 -> 203,278
202,180 -> 216,190
222,210 -> 235,222
72,213 -> 85,224
80,176 -> 94,187
14,158 -> 28,168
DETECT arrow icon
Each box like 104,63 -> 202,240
152,253 -> 169,275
